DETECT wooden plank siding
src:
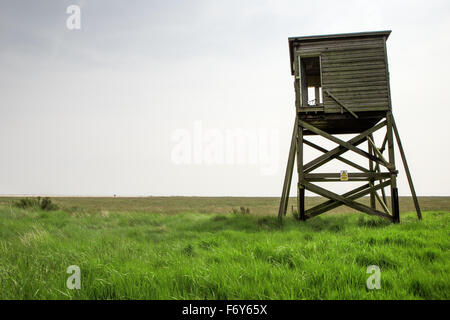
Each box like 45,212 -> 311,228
290,34 -> 390,135
295,37 -> 390,114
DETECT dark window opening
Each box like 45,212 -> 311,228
301,56 -> 322,106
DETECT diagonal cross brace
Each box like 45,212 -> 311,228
370,133 -> 388,205
325,89 -> 359,119
304,120 -> 387,173
300,120 -> 393,170
303,139 -> 369,173
303,180 -> 393,221
367,136 -> 389,165
305,180 -> 392,218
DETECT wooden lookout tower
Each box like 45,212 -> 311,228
278,30 -> 422,223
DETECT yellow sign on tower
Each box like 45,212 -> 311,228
340,170 -> 349,181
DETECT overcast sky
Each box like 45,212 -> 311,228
1,0 -> 449,197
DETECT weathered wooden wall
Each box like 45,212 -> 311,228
294,36 -> 390,113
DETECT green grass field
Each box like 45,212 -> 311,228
0,197 -> 448,299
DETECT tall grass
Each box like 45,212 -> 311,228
0,203 -> 448,299
13,197 -> 58,211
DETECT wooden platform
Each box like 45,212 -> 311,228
299,110 -> 386,135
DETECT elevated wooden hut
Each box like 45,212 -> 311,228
278,31 -> 421,223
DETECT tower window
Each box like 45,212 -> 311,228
300,56 -> 322,106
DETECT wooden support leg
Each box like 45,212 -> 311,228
299,187 -> 305,221
391,116 -> 422,220
368,137 -> 376,209
297,123 -> 305,221
387,112 -> 400,223
278,117 -> 298,221
392,187 -> 400,223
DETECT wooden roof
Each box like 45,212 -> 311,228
288,30 -> 391,74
